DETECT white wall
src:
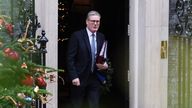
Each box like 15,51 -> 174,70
129,0 -> 169,108
35,0 -> 58,108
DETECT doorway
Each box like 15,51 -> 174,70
58,0 -> 129,108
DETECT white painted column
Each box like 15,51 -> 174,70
129,0 -> 169,108
129,0 -> 140,107
35,0 -> 58,108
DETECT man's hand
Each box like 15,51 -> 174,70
96,62 -> 108,70
72,78 -> 80,86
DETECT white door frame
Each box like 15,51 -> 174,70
129,0 -> 169,108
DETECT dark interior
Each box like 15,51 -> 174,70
58,0 -> 129,107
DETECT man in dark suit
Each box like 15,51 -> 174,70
67,10 -> 108,108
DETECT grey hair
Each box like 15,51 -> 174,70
86,10 -> 101,20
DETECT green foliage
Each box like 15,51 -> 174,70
0,86 -> 51,108
0,15 -> 64,107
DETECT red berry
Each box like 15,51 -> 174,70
35,76 -> 47,88
3,47 -> 12,56
22,75 -> 33,86
5,24 -> 13,35
8,51 -> 20,61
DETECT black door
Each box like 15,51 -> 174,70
58,0 -> 129,108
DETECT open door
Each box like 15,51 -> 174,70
58,0 -> 129,108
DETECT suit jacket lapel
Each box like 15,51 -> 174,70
82,29 -> 103,57
96,33 -> 103,55
82,29 -> 92,56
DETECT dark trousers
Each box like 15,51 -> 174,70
70,74 -> 101,108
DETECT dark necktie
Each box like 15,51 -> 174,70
91,34 -> 95,72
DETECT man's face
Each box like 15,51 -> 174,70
86,15 -> 100,33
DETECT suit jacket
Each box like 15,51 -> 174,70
67,29 -> 106,84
